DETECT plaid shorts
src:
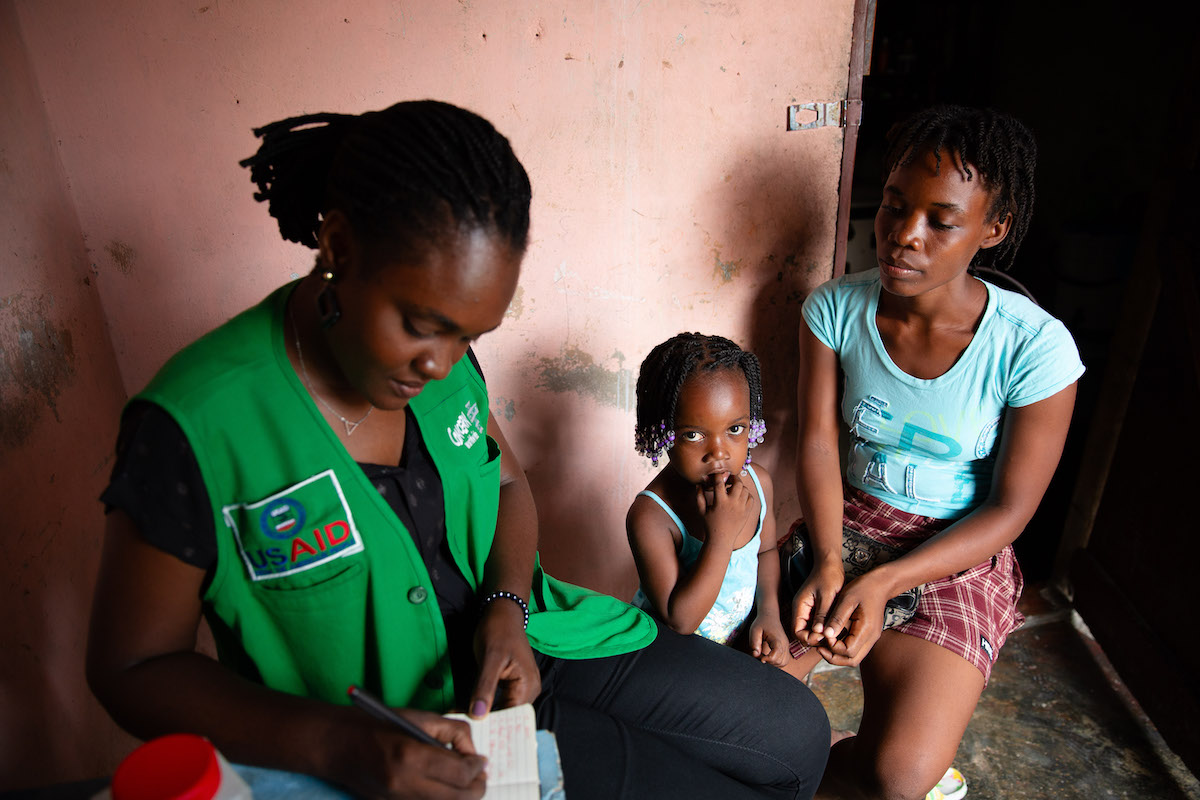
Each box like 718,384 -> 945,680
787,487 -> 1024,684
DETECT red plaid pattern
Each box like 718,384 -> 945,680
788,487 -> 1024,685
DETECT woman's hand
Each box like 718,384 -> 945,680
696,471 -> 756,545
810,571 -> 896,666
469,597 -> 541,718
326,708 -> 487,800
790,560 -> 845,646
89,512 -> 487,799
750,613 -> 792,668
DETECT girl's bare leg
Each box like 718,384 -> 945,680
783,647 -> 825,682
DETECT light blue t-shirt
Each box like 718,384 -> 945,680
632,466 -> 767,644
802,269 -> 1084,519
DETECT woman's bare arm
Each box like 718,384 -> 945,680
468,413 -> 542,717
791,322 -> 850,642
87,510 -> 486,798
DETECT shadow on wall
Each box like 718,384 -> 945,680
724,144 -> 832,527
505,386 -> 640,597
493,142 -> 836,602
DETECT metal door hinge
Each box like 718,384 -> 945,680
787,99 -> 862,131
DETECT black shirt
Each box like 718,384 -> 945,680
102,402 -> 474,622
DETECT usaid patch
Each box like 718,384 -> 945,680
222,470 -> 364,582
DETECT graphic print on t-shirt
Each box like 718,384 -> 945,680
804,269 -> 1084,518
846,392 -> 999,511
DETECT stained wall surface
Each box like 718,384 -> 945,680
0,0 -> 137,787
4,0 -> 853,786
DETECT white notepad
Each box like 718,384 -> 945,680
446,704 -> 539,800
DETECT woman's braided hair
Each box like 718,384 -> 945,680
634,333 -> 765,465
882,105 -> 1037,271
239,100 -> 531,261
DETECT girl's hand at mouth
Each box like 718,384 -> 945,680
697,471 -> 756,545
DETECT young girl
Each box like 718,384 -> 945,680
789,105 -> 1083,800
627,333 -> 791,667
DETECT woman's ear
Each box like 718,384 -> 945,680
315,210 -> 357,276
980,210 -> 1012,251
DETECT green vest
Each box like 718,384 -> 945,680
137,284 -> 654,711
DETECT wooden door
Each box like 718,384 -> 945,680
1064,51 -> 1200,776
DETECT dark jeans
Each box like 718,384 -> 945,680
534,625 -> 830,800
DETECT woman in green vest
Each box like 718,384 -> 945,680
87,100 -> 829,799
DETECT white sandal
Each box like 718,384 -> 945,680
931,766 -> 967,800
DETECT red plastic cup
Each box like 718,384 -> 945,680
110,733 -> 225,800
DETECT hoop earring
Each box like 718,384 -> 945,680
316,270 -> 341,328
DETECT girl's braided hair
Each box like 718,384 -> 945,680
239,100 -> 531,262
634,333 -> 765,465
882,104 -> 1037,271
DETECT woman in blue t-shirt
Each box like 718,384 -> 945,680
788,106 -> 1083,800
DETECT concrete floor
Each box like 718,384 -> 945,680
11,585 -> 1199,800
808,585 -> 1200,799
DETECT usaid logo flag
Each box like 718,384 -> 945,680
223,469 -> 364,581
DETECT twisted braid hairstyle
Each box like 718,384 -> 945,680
882,105 -> 1037,272
239,100 -> 531,263
634,333 -> 765,466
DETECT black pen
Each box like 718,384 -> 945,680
347,685 -> 451,749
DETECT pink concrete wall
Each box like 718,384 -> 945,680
0,1 -> 137,787
5,0 -> 853,785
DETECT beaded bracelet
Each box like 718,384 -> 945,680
480,590 -> 529,630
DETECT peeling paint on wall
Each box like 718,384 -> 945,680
0,293 -> 76,449
105,240 -> 136,275
551,261 -> 645,304
713,251 -> 740,282
491,395 -> 517,421
505,286 -> 525,319
535,346 -> 634,411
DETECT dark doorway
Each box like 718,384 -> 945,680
845,1 -> 1200,775
848,1 -> 1192,583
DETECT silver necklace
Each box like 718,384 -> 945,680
290,307 -> 373,435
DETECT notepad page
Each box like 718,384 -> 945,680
446,703 -> 539,800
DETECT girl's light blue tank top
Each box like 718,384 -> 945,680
631,466 -> 766,645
